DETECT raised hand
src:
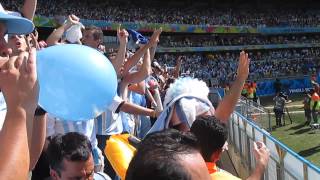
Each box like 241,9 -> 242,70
0,48 -> 38,113
117,25 -> 129,45
148,28 -> 162,48
66,14 -> 80,26
253,141 -> 270,172
29,33 -> 40,50
237,51 -> 250,82
177,55 -> 183,63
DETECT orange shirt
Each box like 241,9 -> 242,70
206,162 -> 218,174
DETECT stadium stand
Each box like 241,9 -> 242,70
3,0 -> 320,27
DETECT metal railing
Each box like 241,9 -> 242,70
209,89 -> 320,179
229,111 -> 320,180
236,96 -> 273,131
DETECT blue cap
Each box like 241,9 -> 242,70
0,4 -> 34,35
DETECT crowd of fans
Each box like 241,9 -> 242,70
0,1 -> 270,179
0,7 -> 271,179
2,0 -> 319,180
159,34 -> 320,47
3,0 -> 320,27
156,49 -> 320,85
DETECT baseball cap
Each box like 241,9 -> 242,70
0,3 -> 34,35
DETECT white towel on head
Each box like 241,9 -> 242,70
164,77 -> 209,107
147,77 -> 214,134
147,94 -> 213,134
177,97 -> 212,126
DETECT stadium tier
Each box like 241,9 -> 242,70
3,0 -> 320,85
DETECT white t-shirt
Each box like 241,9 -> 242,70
47,115 -> 98,148
46,95 -> 123,147
0,92 -> 7,131
95,95 -> 125,135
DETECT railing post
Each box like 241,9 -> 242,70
263,135 -> 269,180
303,163 -> 309,180
238,117 -> 242,159
233,115 -> 238,153
268,109 -> 272,132
247,136 -> 252,172
276,144 -> 286,180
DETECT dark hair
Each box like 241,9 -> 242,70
126,129 -> 198,180
190,116 -> 228,162
163,77 -> 176,92
47,132 -> 92,176
85,25 -> 103,41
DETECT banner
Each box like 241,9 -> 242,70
33,16 -> 59,27
256,76 -> 312,96
33,16 -> 257,33
33,16 -> 320,34
156,43 -> 320,53
258,27 -> 320,34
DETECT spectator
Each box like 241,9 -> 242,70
155,48 -> 319,85
47,132 -> 111,180
148,51 -> 249,133
0,2 -> 36,179
303,90 -> 312,125
273,92 -> 286,127
310,88 -> 320,124
126,129 -> 211,180
191,116 -> 270,180
3,0 -> 320,27
159,34 -> 320,47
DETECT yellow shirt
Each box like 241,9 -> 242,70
206,162 -> 241,180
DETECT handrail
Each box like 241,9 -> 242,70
234,111 -> 320,173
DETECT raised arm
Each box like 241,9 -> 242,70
46,15 -> 79,46
215,51 -> 249,123
29,109 -> 47,170
22,0 -> 37,20
128,81 -> 146,95
149,39 -> 158,61
122,28 -> 162,77
123,49 -> 152,84
173,55 -> 183,78
112,26 -> 128,77
120,101 -> 158,118
119,49 -> 151,99
0,49 -> 38,179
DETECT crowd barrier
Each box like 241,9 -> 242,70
229,111 -> 320,179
